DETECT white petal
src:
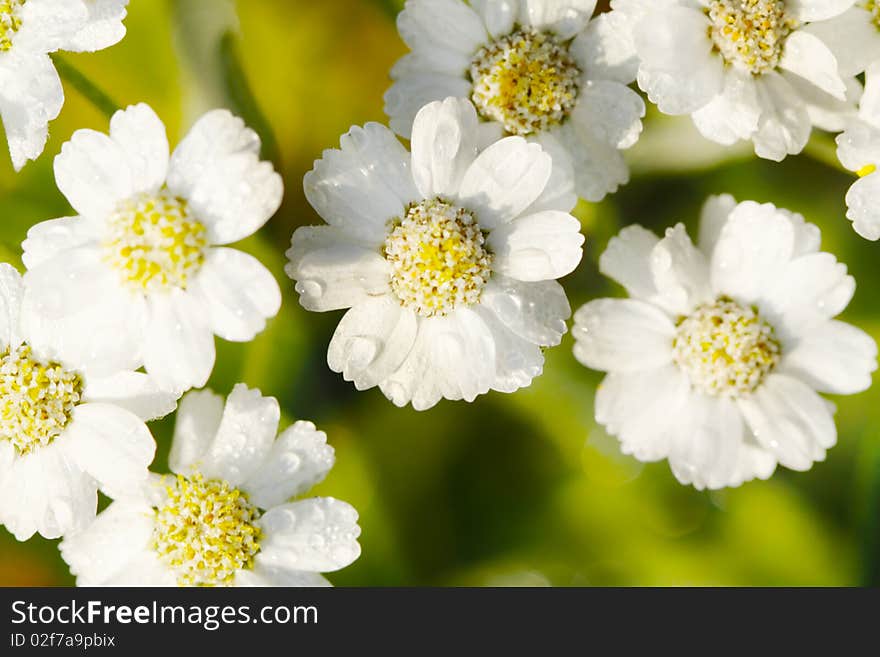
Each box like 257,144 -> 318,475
804,7 -> 880,77
570,11 -> 639,84
380,308 -> 496,410
167,109 -> 260,194
668,395 -> 775,490
860,62 -> 880,125
649,223 -> 712,315
192,247 -> 281,342
235,565 -> 331,588
480,275 -> 570,347
738,374 -> 836,471
697,193 -> 737,255
54,128 -> 133,219
327,296 -> 418,391
20,286 -> 145,377
845,171 -> 880,240
12,0 -> 88,52
570,80 -> 645,149
692,69 -> 761,146
243,421 -> 336,509
457,136 -> 552,229
476,305 -> 544,393
397,0 -> 488,60
168,389 -> 225,474
303,122 -> 420,242
98,552 -> 176,586
520,0 -> 597,39
780,321 -> 878,395
21,216 -> 100,270
837,120 -> 880,172
633,8 -> 722,114
488,210 -> 584,281
0,53 -> 63,170
599,224 -> 659,300
782,72 -> 860,132
142,291 -> 215,393
108,103 -> 168,195
710,201 -> 794,304
197,384 -> 279,487
525,131 -> 577,214
60,500 -> 156,586
560,122 -> 630,201
384,74 -> 474,140
762,253 -> 855,339
595,365 -> 691,462
470,0 -> 518,38
257,498 -> 361,573
410,97 -> 480,199
286,233 -> 391,312
778,31 -> 846,100
184,153 -> 282,246
0,446 -> 95,540
64,403 -> 154,497
572,298 -> 675,373
0,262 -> 23,349
789,0 -> 857,22
752,72 -> 812,161
83,371 -> 177,421
63,0 -> 129,52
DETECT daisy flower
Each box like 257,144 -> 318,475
837,62 -> 880,240
20,103 -> 283,393
0,0 -> 129,170
0,263 -> 176,541
60,384 -> 361,587
572,195 -> 877,489
616,0 -> 860,160
384,0 -> 645,202
286,97 -> 584,411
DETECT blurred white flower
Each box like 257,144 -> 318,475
0,0 -> 129,170
384,0 -> 644,202
0,263 -> 175,541
287,97 -> 583,411
615,0 -> 860,160
21,103 -> 283,394
573,195 -> 877,489
61,384 -> 361,587
837,62 -> 880,240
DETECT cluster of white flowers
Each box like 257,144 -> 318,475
1,0 -> 879,587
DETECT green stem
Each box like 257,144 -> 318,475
51,55 -> 120,118
218,32 -> 281,167
802,133 -> 849,174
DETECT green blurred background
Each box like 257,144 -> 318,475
1,0 -> 878,587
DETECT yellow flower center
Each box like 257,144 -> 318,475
103,191 -> 207,293
707,0 -> 798,75
153,473 -> 262,587
0,344 -> 83,455
673,297 -> 781,397
384,199 -> 492,318
0,0 -> 24,52
469,29 -> 580,136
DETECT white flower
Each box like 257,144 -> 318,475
60,384 -> 361,587
20,103 -> 283,393
617,0 -> 860,161
384,0 -> 645,202
287,98 -> 583,411
0,0 -> 129,170
0,263 -> 176,541
837,62 -> 880,240
572,195 -> 878,489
